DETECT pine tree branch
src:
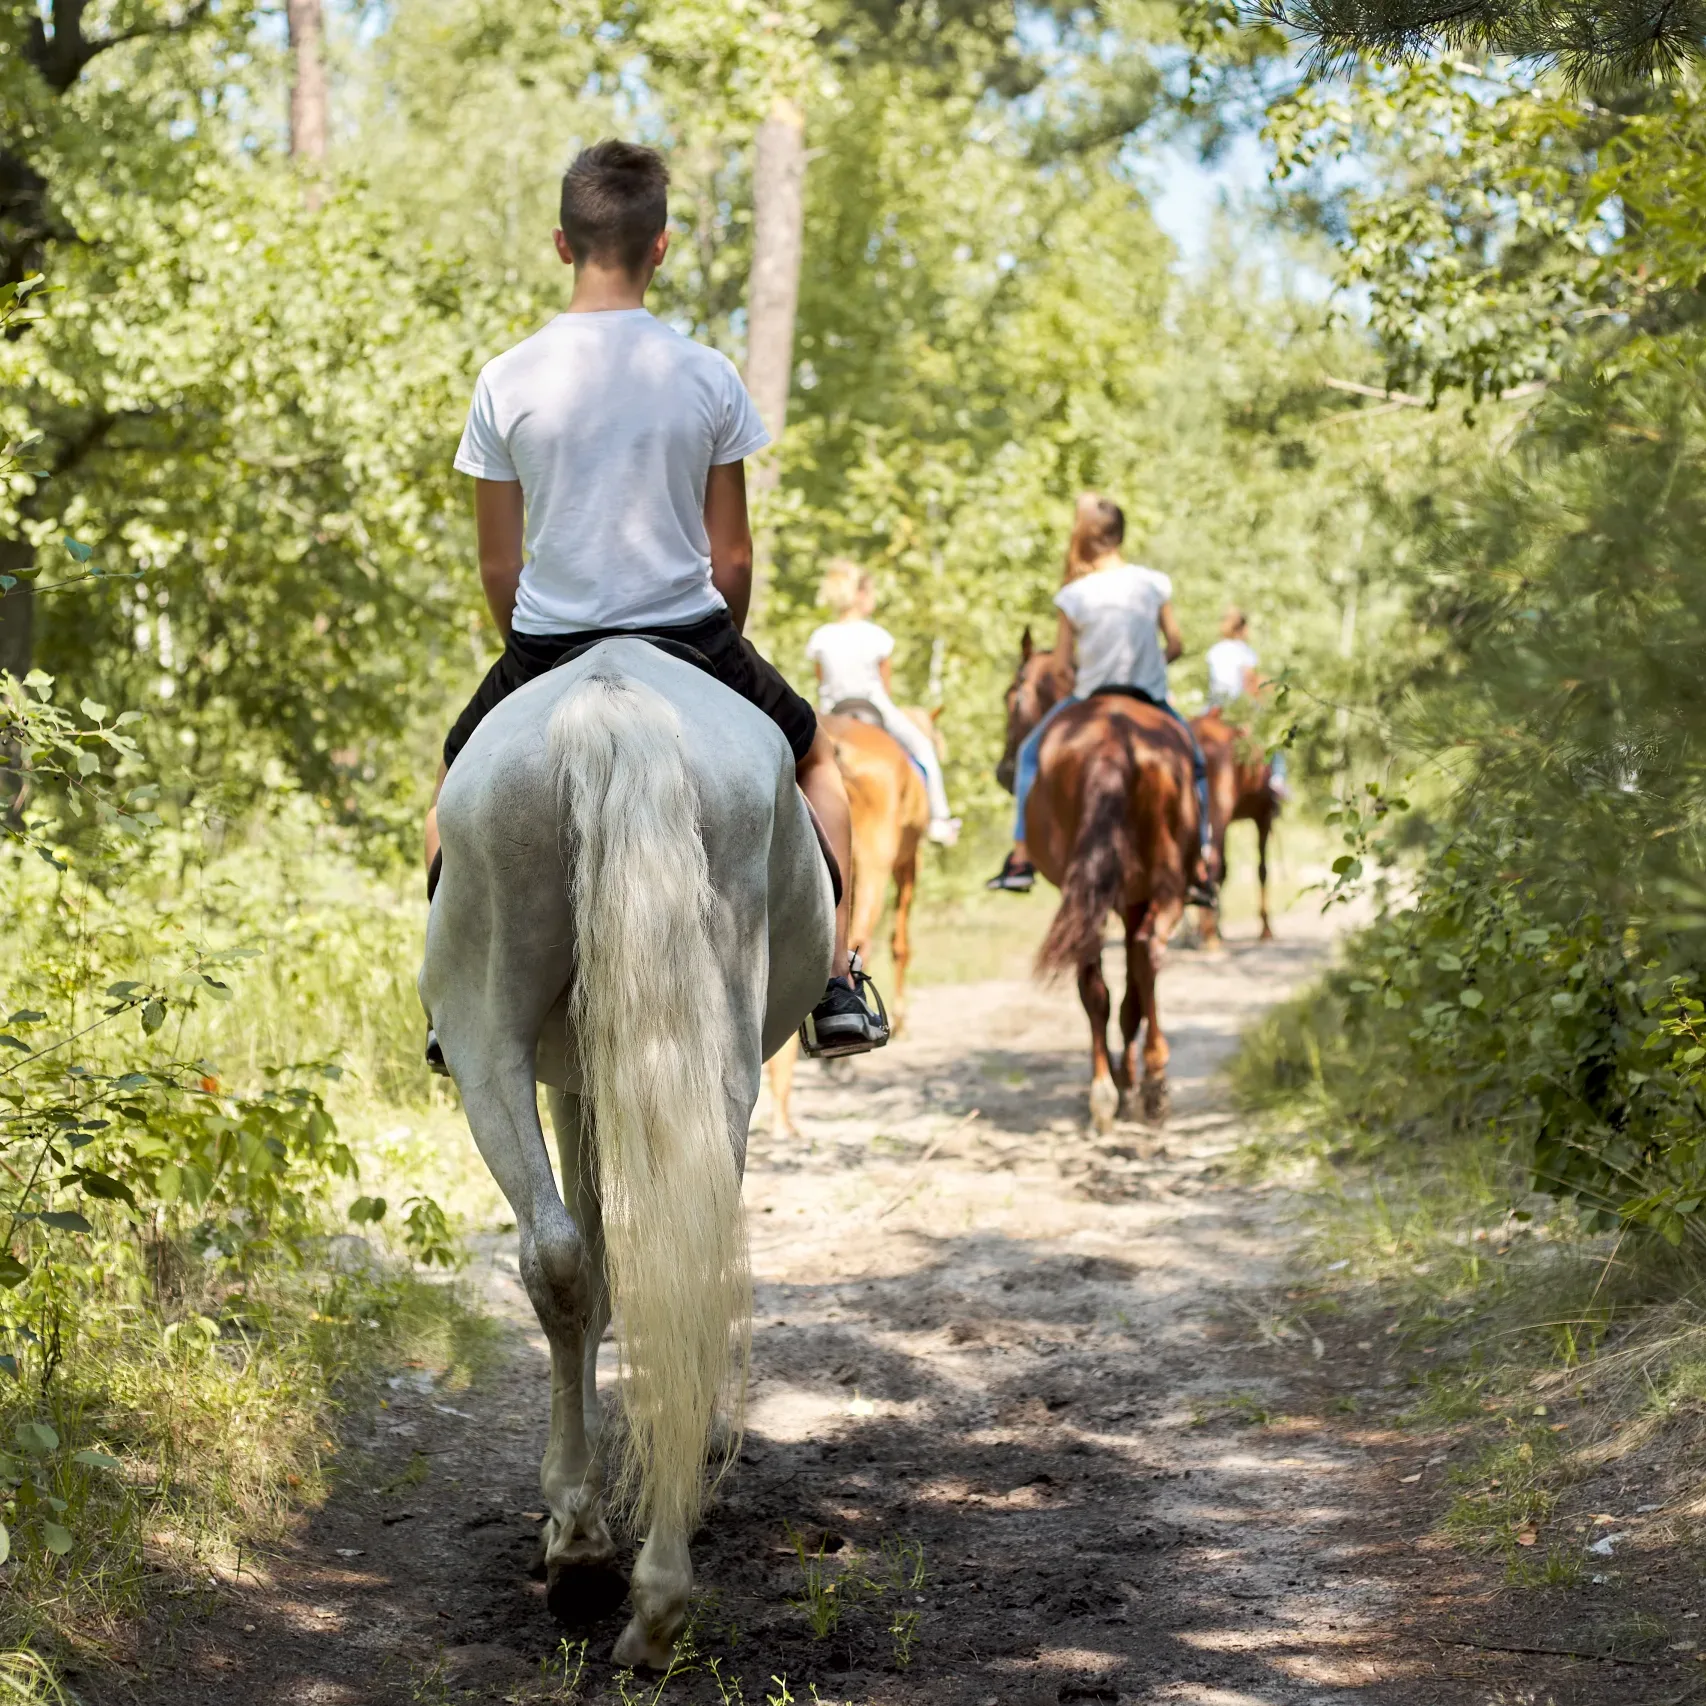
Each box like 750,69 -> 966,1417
1255,0 -> 1706,82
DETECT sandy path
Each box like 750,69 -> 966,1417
117,908 -> 1455,1706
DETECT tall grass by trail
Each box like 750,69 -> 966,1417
1232,945 -> 1706,1587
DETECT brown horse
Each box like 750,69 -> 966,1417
1001,633 -> 1280,947
1193,707 -> 1280,944
996,637 -> 1197,1131
766,710 -> 929,1138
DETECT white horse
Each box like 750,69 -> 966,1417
419,639 -> 834,1667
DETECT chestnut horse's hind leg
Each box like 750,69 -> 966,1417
889,846 -> 918,1035
1256,809 -> 1274,941
1134,896 -> 1184,1125
1116,902 -> 1153,1124
765,1035 -> 799,1140
1078,952 -> 1119,1135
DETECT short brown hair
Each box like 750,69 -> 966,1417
559,140 -> 669,273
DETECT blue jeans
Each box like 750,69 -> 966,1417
1012,692 -> 1213,859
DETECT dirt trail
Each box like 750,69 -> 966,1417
111,908 -> 1623,1705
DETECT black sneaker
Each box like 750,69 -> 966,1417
986,855 -> 1036,893
800,955 -> 890,1058
1186,879 -> 1218,910
426,1027 -> 449,1077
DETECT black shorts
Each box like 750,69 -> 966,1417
442,610 -> 817,772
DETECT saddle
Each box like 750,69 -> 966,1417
827,697 -> 930,788
1088,683 -> 1164,710
828,696 -> 886,728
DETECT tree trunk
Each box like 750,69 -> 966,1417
287,0 -> 329,163
0,535 -> 34,682
743,94 -> 806,619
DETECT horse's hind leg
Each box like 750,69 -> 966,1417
1135,896 -> 1184,1124
1116,904 -> 1152,1126
1257,812 -> 1274,941
539,1089 -> 622,1616
1078,954 -> 1118,1135
766,1035 -> 799,1140
889,847 -> 918,1035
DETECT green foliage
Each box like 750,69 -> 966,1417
1248,54 -> 1706,1263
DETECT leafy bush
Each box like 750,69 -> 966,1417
0,654 -> 464,1675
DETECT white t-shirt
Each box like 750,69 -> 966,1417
1207,637 -> 1259,705
1054,561 -> 1174,701
805,619 -> 893,710
454,310 -> 770,634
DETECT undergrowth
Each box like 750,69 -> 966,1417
0,661 -> 499,1690
1236,987 -> 1706,1588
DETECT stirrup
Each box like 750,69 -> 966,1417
798,952 -> 891,1059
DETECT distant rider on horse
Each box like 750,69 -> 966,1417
1205,605 -> 1289,802
805,559 -> 960,847
987,493 -> 1218,904
423,139 -> 889,1060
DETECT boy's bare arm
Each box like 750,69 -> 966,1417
474,478 -> 526,639
705,460 -> 754,632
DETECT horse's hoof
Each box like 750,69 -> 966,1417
1140,1080 -> 1169,1126
613,1614 -> 680,1671
1088,1077 -> 1118,1135
547,1556 -> 630,1628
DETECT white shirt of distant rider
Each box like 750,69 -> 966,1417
454,309 -> 771,635
1054,560 -> 1173,702
805,618 -> 894,712
1207,637 -> 1260,706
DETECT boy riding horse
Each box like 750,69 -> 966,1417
424,140 -> 888,1063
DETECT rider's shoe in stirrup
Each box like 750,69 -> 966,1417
927,816 -> 962,847
986,853 -> 1035,893
800,955 -> 890,1058
425,1027 -> 449,1077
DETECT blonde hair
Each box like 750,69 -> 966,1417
1063,492 -> 1126,584
819,558 -> 871,617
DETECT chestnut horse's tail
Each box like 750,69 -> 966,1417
1037,749 -> 1137,979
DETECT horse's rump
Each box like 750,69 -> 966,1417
1032,699 -> 1195,978
422,641 -> 834,1554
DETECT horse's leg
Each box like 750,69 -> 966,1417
435,1023 -> 616,1579
848,816 -> 898,970
1116,903 -> 1153,1122
1078,952 -> 1118,1135
1198,829 -> 1226,952
1136,894 -> 1186,1124
889,846 -> 918,1036
1257,810 -> 1274,941
766,1035 -> 799,1139
538,1088 -> 619,1610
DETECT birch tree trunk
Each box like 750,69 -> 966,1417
743,93 -> 806,619
287,0 -> 329,163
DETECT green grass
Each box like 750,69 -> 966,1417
0,1258 -> 499,1675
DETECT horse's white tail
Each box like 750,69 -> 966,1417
548,665 -> 750,1539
